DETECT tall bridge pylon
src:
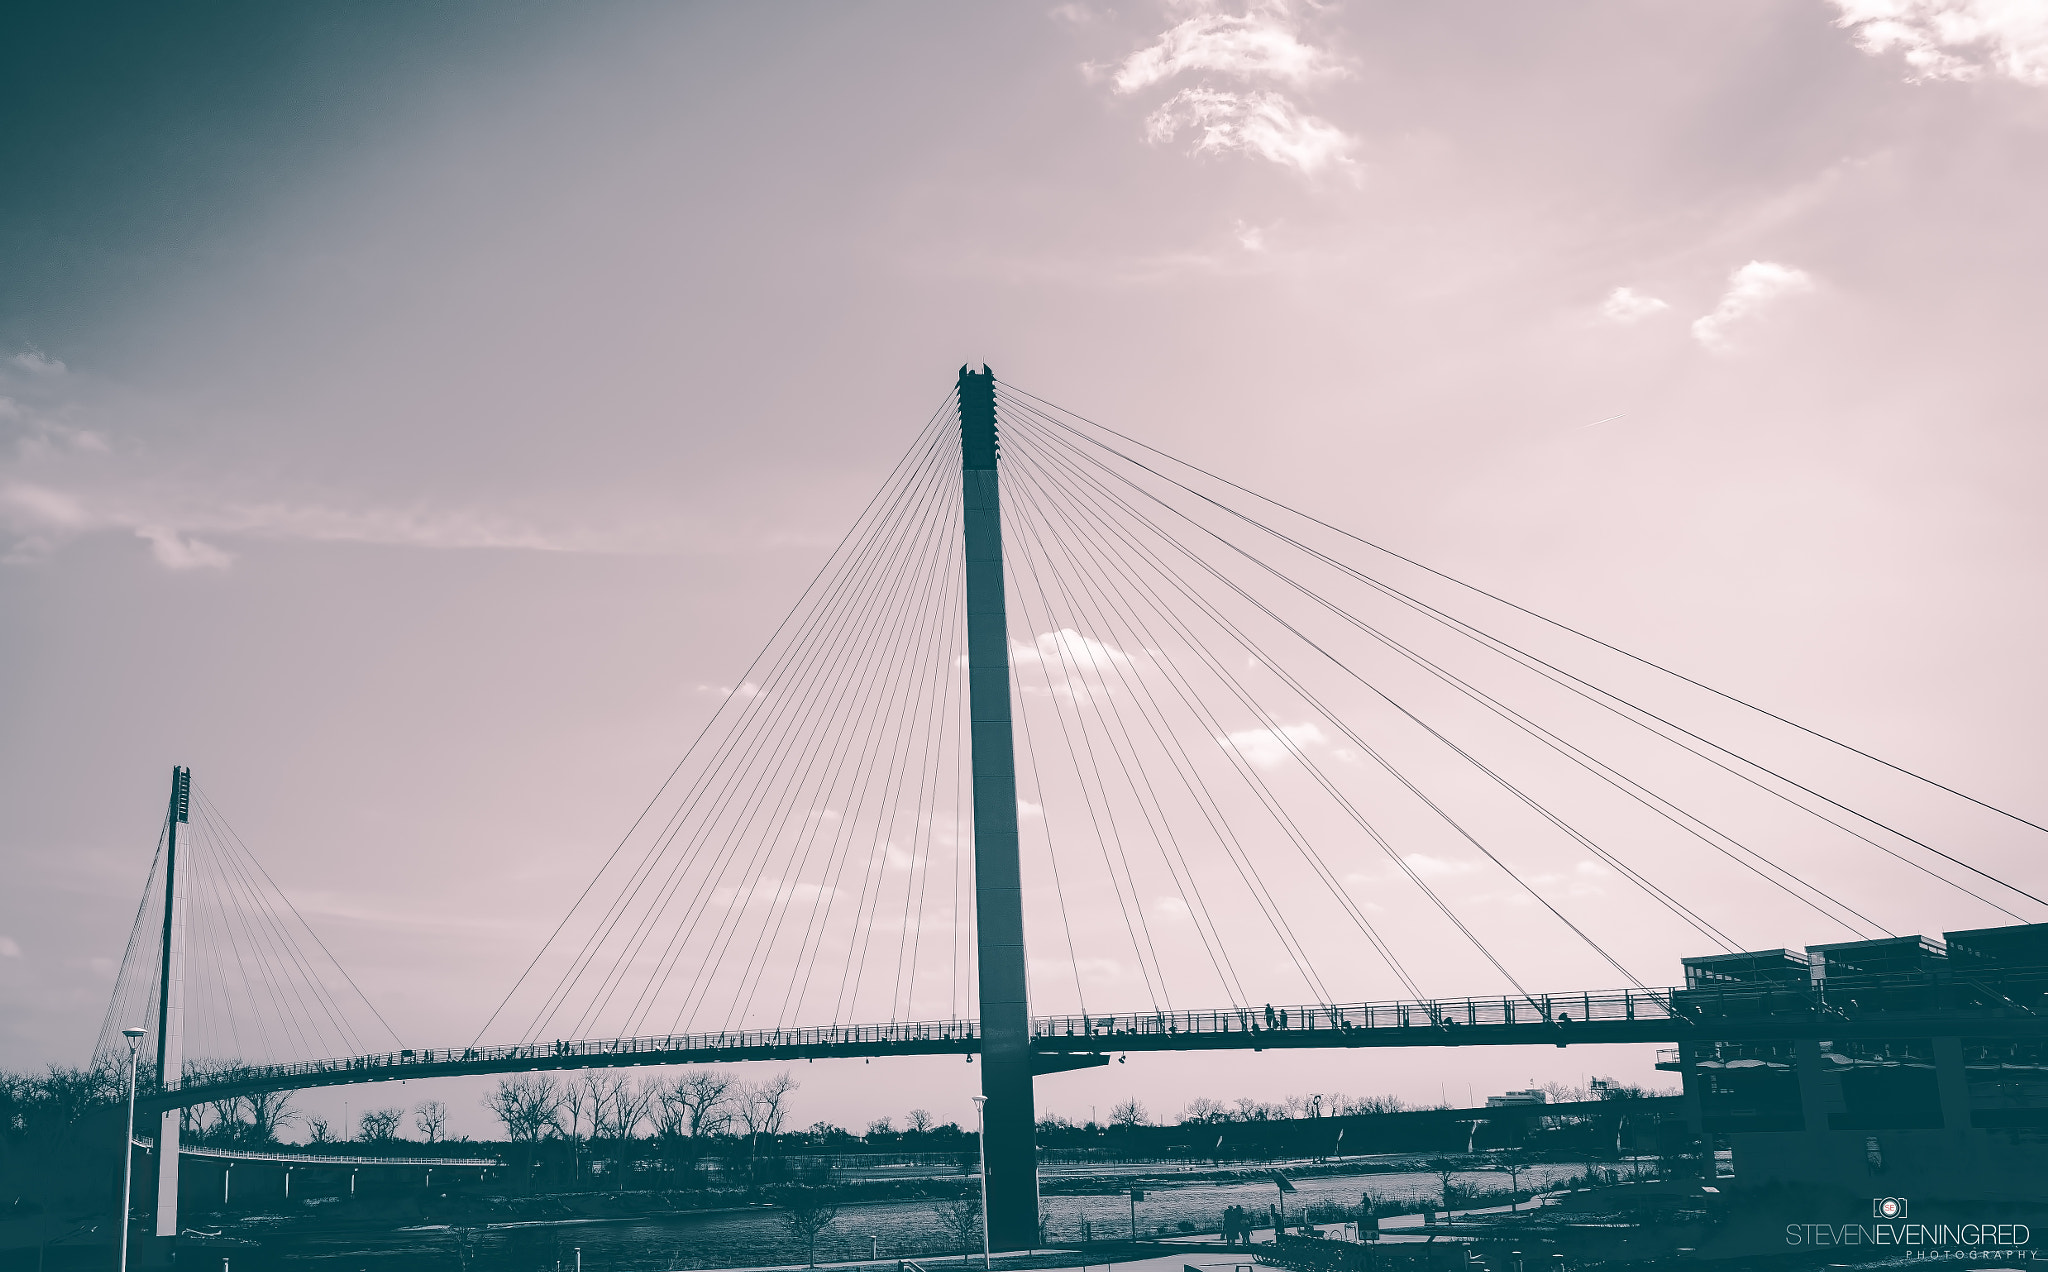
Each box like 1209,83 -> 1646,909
957,365 -> 1039,1248
154,766 -> 190,1238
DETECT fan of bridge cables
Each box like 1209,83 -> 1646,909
94,787 -> 400,1079
476,379 -> 2048,1047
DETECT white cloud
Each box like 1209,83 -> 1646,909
1014,629 -> 1139,704
712,878 -> 838,909
0,936 -> 21,957
1018,798 -> 1044,819
1690,261 -> 1816,351
198,501 -> 586,553
1402,853 -> 1478,878
1221,720 -> 1326,767
136,526 -> 232,570
1145,88 -> 1353,175
2,482 -> 90,530
1111,5 -> 1341,94
1013,628 -> 1131,670
1831,0 -> 2048,84
1234,220 -> 1269,251
10,351 -> 66,377
1600,287 -> 1670,324
1029,954 -> 1129,982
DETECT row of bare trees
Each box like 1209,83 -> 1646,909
1171,1091 -> 1419,1125
481,1069 -> 798,1146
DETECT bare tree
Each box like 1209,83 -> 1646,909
867,1116 -> 894,1137
415,1100 -> 448,1144
195,1061 -> 250,1143
358,1107 -> 404,1143
587,1073 -> 650,1141
1178,1097 -> 1228,1124
740,1071 -> 799,1137
1110,1097 -> 1147,1128
780,1166 -> 840,1267
482,1076 -> 563,1190
732,1071 -> 799,1188
1498,1149 -> 1533,1211
933,1195 -> 983,1261
621,1077 -> 656,1139
560,1078 -> 589,1145
906,1107 -> 934,1134
669,1069 -> 735,1137
580,1073 -> 653,1189
307,1116 -> 333,1144
1428,1157 -> 1462,1211
482,1075 -> 562,1143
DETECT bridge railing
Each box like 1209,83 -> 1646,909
1027,987 -> 1695,1042
171,1017 -> 986,1095
165,981 -> 1842,1100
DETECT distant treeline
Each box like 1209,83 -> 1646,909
5,1058 -> 1663,1154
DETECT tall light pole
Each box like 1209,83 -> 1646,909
970,1095 -> 991,1269
119,1026 -> 148,1272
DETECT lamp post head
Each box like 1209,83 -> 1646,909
122,1027 -> 148,1038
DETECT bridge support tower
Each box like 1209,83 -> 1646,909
957,366 -> 1040,1250
154,767 -> 191,1238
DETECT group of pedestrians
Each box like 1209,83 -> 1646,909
1219,1203 -> 1273,1245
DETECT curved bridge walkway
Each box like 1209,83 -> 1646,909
139,982 -> 2048,1114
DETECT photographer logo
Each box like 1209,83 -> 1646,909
1875,1197 -> 1908,1220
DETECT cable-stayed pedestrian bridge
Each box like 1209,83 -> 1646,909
97,367 -> 2048,1249
135,979 -> 2048,1117
141,987 -> 1683,1113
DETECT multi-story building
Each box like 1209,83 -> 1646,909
1660,922 -> 2048,1198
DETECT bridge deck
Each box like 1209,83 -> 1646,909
134,1137 -> 499,1167
138,984 -> 2048,1113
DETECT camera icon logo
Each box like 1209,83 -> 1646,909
1874,1197 -> 1908,1220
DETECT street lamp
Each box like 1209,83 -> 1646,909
970,1096 -> 990,1270
118,1026 -> 149,1272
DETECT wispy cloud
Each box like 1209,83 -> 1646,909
10,351 -> 66,377
1011,627 -> 1132,671
711,878 -> 840,910
2,482 -> 601,568
1110,4 -> 1341,93
1013,628 -> 1141,705
136,525 -> 233,570
1691,261 -> 1816,351
1401,853 -> 1478,878
1220,720 -> 1326,767
0,936 -> 22,958
0,350 -> 801,570
1600,287 -> 1670,324
1145,88 -> 1353,175
698,681 -> 763,699
1831,0 -> 2048,84
1097,1 -> 1355,177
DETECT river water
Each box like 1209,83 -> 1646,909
265,1158 -> 1591,1270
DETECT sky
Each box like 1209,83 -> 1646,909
4,0 -> 2048,1140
